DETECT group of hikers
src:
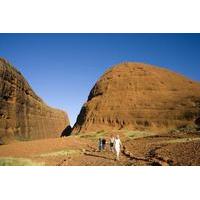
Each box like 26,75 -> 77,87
98,135 -> 122,161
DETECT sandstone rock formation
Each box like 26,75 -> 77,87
73,62 -> 200,133
0,58 -> 69,142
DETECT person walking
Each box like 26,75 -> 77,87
98,138 -> 102,152
102,138 -> 106,150
114,135 -> 122,161
110,136 -> 115,152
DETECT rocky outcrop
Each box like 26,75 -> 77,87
0,58 -> 69,142
73,62 -> 200,133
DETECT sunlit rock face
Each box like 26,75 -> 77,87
0,58 -> 69,142
73,62 -> 200,133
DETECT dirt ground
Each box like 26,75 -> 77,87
1,131 -> 200,166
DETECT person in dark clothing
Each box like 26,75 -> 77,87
98,138 -> 103,151
102,138 -> 106,150
110,136 -> 115,152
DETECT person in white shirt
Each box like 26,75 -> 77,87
114,135 -> 122,161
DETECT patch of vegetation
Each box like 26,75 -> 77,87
183,111 -> 196,120
79,131 -> 106,140
125,131 -> 156,139
160,137 -> 200,144
0,157 -> 44,166
170,124 -> 199,134
38,149 -> 80,157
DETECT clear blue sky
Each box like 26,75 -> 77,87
0,34 -> 200,125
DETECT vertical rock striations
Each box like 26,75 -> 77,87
73,62 -> 200,133
0,58 -> 69,142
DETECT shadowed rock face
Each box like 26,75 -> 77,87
60,125 -> 72,137
195,118 -> 200,127
0,58 -> 69,142
73,62 -> 200,133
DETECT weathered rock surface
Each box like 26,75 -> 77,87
0,58 -> 69,142
73,62 -> 200,133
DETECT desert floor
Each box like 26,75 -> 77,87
1,131 -> 200,166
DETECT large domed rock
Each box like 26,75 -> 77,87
73,62 -> 200,133
0,58 -> 69,142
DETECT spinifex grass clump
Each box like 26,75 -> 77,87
79,131 -> 106,140
0,157 -> 44,166
125,131 -> 156,139
170,123 -> 199,134
38,149 -> 80,157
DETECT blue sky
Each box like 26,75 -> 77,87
0,34 -> 200,125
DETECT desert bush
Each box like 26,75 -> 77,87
184,111 -> 196,120
170,123 -> 199,134
0,157 -> 44,166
